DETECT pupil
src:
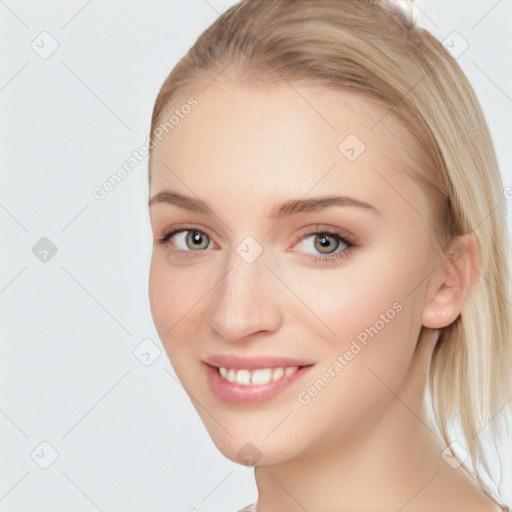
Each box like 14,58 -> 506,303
187,231 -> 208,249
316,234 -> 338,254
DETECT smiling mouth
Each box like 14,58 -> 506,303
203,362 -> 315,405
216,365 -> 303,386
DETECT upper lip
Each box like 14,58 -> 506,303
203,354 -> 314,370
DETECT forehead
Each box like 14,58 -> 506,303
150,80 -> 427,217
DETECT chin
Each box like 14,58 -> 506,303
196,413 -> 307,467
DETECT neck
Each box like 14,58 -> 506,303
252,331 -> 461,511
254,402 -> 445,511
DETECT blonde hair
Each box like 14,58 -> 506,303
149,0 -> 512,506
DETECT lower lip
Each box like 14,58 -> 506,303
203,362 -> 314,405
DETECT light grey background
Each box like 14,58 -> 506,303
1,0 -> 511,510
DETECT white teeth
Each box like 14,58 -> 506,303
284,367 -> 296,377
272,367 -> 284,381
251,368 -> 272,385
235,369 -> 251,385
218,366 -> 300,386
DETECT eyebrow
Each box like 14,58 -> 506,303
148,190 -> 381,219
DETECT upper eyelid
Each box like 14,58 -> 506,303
294,224 -> 355,241
160,224 -> 217,241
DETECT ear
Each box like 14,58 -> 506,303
422,233 -> 479,329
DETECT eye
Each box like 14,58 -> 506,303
293,226 -> 355,264
158,228 -> 213,255
157,224 -> 356,264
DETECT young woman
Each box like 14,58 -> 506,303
147,1 -> 512,510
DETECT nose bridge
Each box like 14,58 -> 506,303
208,242 -> 282,340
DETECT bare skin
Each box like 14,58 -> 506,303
148,78 -> 501,511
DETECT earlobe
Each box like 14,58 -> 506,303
421,233 -> 479,329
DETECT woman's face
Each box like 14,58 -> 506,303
148,80 -> 439,465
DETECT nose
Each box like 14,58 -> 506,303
207,252 -> 283,342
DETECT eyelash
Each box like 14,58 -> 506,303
157,225 -> 356,264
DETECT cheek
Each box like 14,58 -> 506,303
148,257 -> 173,338
148,254 -> 216,358
148,256 -> 193,354
286,248 -> 425,376
286,260 -> 423,440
